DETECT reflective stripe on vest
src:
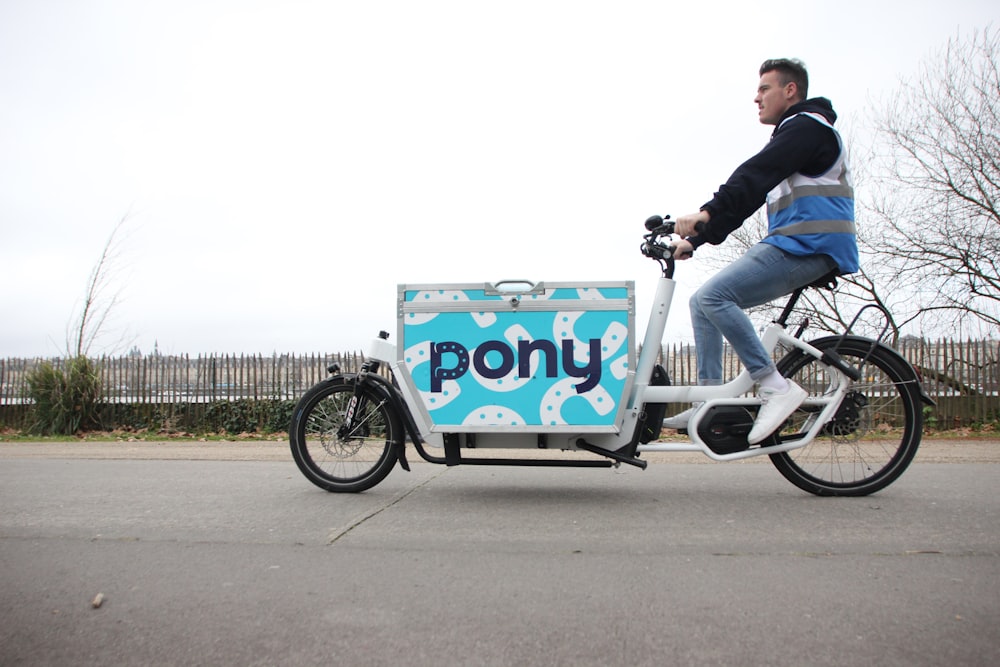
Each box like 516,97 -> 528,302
768,219 -> 857,236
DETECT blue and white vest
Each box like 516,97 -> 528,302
763,112 -> 859,274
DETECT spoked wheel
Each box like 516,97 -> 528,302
289,376 -> 400,493
771,336 -> 923,496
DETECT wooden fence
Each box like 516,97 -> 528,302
900,338 -> 999,428
0,352 -> 372,433
1,338 -> 997,431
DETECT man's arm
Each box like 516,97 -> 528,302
689,116 -> 840,247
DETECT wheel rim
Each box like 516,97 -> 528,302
777,343 -> 917,490
301,388 -> 394,483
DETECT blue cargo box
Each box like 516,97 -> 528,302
396,281 -> 636,433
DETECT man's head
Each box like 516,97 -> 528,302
755,58 -> 808,125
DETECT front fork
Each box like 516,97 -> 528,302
331,357 -> 412,472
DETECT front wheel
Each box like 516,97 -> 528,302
289,376 -> 400,493
770,337 -> 923,496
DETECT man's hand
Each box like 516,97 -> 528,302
675,210 -> 710,237
673,238 -> 694,260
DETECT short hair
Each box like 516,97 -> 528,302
759,58 -> 809,100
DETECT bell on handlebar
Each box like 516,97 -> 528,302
645,214 -> 673,234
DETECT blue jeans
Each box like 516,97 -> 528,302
690,243 -> 837,384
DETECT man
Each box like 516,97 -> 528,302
667,58 -> 858,444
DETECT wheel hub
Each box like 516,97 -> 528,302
824,390 -> 869,442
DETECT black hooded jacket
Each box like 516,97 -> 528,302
691,97 -> 842,249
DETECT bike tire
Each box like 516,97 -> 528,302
289,376 -> 400,493
770,336 -> 923,497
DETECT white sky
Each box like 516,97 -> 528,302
1,0 -> 996,358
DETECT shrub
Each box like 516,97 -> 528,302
202,399 -> 296,435
25,356 -> 105,435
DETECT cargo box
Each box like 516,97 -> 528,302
396,281 -> 635,433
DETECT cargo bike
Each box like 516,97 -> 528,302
290,217 -> 932,496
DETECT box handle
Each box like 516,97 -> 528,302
484,279 -> 546,296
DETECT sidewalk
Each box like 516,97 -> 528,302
1,437 -> 997,463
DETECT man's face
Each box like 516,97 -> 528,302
754,70 -> 796,125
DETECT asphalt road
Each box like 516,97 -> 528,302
1,442 -> 998,666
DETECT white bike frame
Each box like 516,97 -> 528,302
368,274 -> 853,463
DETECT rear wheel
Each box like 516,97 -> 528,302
289,377 -> 400,493
770,337 -> 922,496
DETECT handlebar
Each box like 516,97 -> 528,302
641,214 -> 679,277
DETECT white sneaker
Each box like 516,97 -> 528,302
662,406 -> 698,430
748,381 -> 808,445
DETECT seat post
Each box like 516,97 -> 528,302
775,287 -> 804,327
775,270 -> 839,328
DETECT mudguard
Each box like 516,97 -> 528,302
351,370 -> 421,471
802,335 -> 935,406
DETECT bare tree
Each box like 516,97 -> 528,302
66,215 -> 133,357
868,27 -> 1000,336
27,216 -> 133,434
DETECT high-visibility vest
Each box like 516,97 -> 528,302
764,112 -> 859,274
